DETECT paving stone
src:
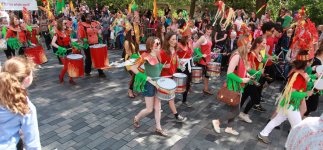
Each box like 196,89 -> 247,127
94,138 -> 117,150
9,49 -> 321,149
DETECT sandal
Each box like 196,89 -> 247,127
128,91 -> 135,98
155,128 -> 168,137
203,90 -> 213,95
133,116 -> 140,128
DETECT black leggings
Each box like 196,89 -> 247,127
219,104 -> 240,127
240,84 -> 261,114
177,63 -> 192,102
4,46 -> 25,59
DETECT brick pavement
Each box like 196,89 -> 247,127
1,48 -> 322,150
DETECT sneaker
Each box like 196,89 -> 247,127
253,105 -> 266,112
212,120 -> 221,133
239,112 -> 252,123
224,127 -> 239,135
182,102 -> 193,108
176,114 -> 187,122
258,133 -> 270,144
260,97 -> 266,103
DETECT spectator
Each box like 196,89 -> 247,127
222,31 -> 237,70
0,57 -> 41,150
282,11 -> 293,29
248,12 -> 259,27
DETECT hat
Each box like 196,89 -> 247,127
296,50 -> 311,61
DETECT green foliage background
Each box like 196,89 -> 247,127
36,0 -> 323,24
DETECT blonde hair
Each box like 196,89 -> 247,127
235,35 -> 250,67
0,57 -> 35,115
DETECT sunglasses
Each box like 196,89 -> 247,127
155,42 -> 160,46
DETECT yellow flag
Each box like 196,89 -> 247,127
70,0 -> 76,15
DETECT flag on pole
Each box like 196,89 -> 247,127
56,0 -> 65,14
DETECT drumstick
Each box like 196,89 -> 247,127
311,73 -> 323,91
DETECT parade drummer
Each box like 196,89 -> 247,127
51,18 -> 76,85
123,28 -> 139,98
177,27 -> 194,107
239,37 -> 266,123
5,15 -> 28,58
160,32 -> 187,122
193,24 -> 213,95
212,35 -> 252,136
131,36 -> 168,137
78,13 -> 106,77
258,50 -> 314,144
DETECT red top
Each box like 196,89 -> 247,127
177,41 -> 193,59
289,71 -> 307,92
26,28 -> 38,44
78,22 -> 99,45
6,26 -> 27,43
198,38 -> 212,65
248,52 -> 261,70
266,36 -> 279,66
160,50 -> 178,77
56,30 -> 71,47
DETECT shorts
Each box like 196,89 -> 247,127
142,82 -> 156,97
197,64 -> 209,78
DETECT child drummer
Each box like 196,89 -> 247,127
78,13 -> 106,77
51,18 -> 76,85
258,50 -> 314,144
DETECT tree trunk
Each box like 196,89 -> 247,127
256,0 -> 268,18
189,0 -> 197,18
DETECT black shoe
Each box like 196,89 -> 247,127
175,114 -> 187,122
253,105 -> 266,112
85,73 -> 91,76
260,97 -> 266,103
182,102 -> 193,108
98,73 -> 106,78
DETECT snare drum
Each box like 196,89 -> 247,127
89,44 -> 109,69
173,73 -> 187,93
315,79 -> 323,90
139,44 -> 146,55
207,62 -> 221,77
66,54 -> 84,77
316,65 -> 323,74
191,67 -> 203,83
25,45 -> 48,64
156,77 -> 177,101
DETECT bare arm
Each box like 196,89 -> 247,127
193,36 -> 206,49
51,35 -> 59,49
227,54 -> 239,74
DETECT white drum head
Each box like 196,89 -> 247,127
316,65 -> 323,74
71,39 -> 78,42
207,62 -> 217,65
90,44 -> 106,48
157,78 -> 176,90
67,54 -> 83,59
139,44 -> 146,51
173,73 -> 187,78
315,79 -> 323,90
192,67 -> 202,70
